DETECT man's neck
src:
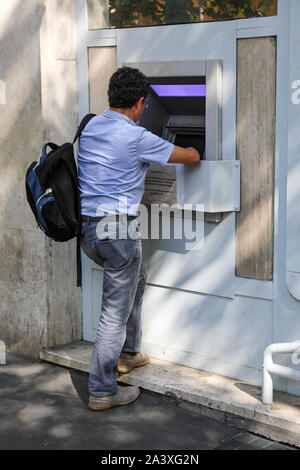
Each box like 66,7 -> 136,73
109,107 -> 136,122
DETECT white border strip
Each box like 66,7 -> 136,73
87,29 -> 117,47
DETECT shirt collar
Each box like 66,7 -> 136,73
103,109 -> 137,126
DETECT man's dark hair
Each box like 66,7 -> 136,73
108,66 -> 150,108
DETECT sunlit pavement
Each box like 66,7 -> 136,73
0,355 -> 295,450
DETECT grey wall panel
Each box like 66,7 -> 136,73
143,212 -> 235,298
236,37 -> 276,281
141,284 -> 273,385
89,46 -> 117,114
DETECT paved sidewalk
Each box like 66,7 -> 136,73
40,340 -> 300,448
0,354 -> 294,450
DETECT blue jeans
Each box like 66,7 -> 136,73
81,219 -> 147,397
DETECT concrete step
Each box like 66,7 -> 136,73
40,340 -> 300,448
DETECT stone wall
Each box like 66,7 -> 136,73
0,0 -> 82,358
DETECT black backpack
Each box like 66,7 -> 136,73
25,113 -> 96,286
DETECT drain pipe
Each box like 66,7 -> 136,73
262,341 -> 300,404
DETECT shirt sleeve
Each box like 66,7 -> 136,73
137,128 -> 174,166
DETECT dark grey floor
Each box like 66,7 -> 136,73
0,355 -> 295,451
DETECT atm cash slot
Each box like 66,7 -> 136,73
163,125 -> 205,159
162,115 -> 206,160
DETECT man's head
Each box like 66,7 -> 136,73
108,66 -> 150,122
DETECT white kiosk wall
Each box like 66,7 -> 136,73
81,19 -> 273,387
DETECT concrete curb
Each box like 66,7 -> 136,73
40,340 -> 300,448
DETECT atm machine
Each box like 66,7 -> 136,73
126,60 -> 240,221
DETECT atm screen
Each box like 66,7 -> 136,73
174,134 -> 205,159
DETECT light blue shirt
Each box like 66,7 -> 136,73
78,109 -> 174,216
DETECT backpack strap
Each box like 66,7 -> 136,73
76,235 -> 82,288
73,113 -> 97,144
73,113 -> 96,288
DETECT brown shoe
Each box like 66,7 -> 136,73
118,352 -> 150,374
88,385 -> 141,411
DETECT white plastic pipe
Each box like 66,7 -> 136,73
262,341 -> 300,404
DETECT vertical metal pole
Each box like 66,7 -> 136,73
262,365 -> 273,404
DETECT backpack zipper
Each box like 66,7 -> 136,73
36,188 -> 52,207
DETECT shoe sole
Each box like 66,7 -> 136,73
88,389 -> 141,411
118,358 -> 150,374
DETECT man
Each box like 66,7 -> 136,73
78,66 -> 200,411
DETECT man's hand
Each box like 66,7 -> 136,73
167,146 -> 201,165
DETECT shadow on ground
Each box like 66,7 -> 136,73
0,355 -> 295,450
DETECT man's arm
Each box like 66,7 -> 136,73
167,146 -> 201,165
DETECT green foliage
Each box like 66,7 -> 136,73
163,0 -> 199,24
108,0 -> 277,28
201,0 -> 276,20
109,0 -> 163,27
